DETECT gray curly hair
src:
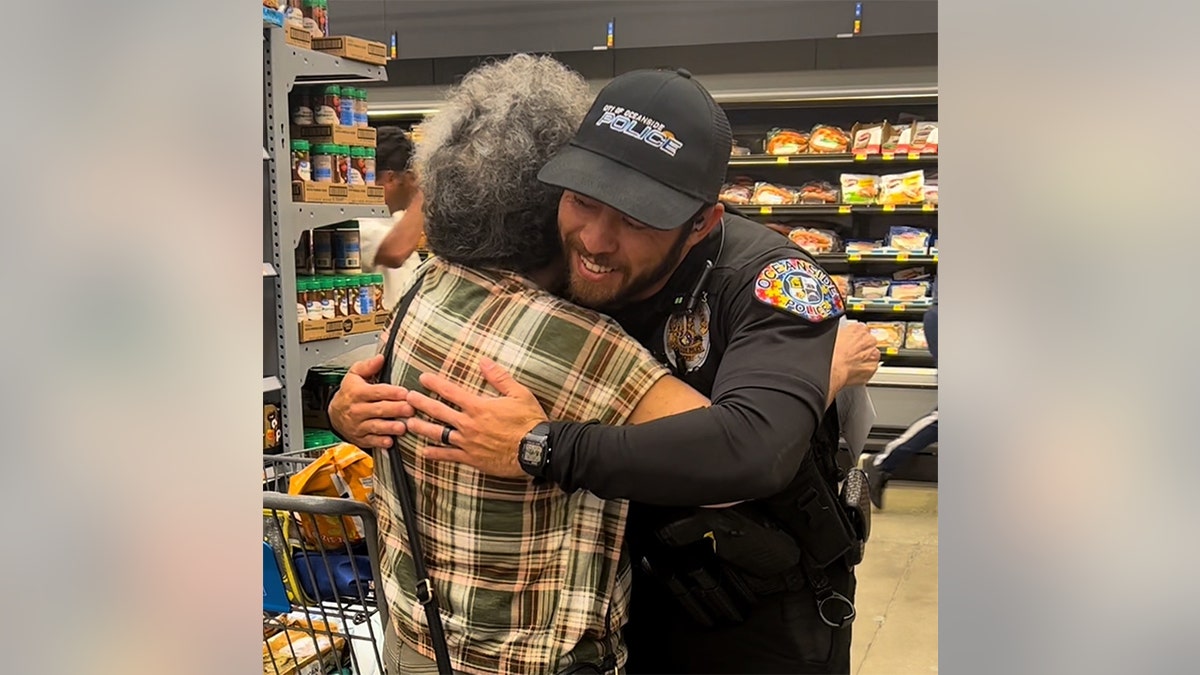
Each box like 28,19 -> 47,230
412,54 -> 591,273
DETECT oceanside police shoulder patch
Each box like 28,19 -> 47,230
753,258 -> 845,322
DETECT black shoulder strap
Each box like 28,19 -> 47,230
376,270 -> 454,675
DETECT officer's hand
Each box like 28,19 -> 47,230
405,357 -> 547,480
833,321 -> 882,390
327,355 -> 414,449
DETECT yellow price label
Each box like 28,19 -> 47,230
882,204 -> 896,212
932,253 -> 939,262
893,304 -> 906,312
885,347 -> 899,355
854,153 -> 867,161
851,304 -> 865,312
775,156 -> 789,165
881,152 -> 894,160
848,253 -> 862,262
907,152 -> 920,160
922,203 -> 935,212
896,252 -> 910,261
838,205 -> 852,214
759,206 -> 772,215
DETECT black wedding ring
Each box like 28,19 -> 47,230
441,425 -> 454,445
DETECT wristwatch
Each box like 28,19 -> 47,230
518,422 -> 553,480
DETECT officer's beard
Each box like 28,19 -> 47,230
563,225 -> 691,312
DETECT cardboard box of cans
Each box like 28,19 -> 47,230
311,35 -> 387,65
298,308 -> 389,343
292,181 -> 384,205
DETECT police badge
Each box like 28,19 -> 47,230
664,298 -> 712,372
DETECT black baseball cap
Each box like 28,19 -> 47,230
538,68 -> 732,230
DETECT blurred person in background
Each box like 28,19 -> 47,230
864,279 -> 938,508
358,126 -> 425,308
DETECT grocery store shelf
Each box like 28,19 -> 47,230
729,153 -> 937,167
879,347 -> 934,362
295,332 -> 380,379
282,203 -> 390,247
846,299 -> 932,314
267,26 -> 387,87
263,376 -> 283,393
742,204 -> 936,216
263,262 -> 277,277
818,252 -> 938,265
870,366 -> 938,389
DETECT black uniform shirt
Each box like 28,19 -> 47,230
548,212 -> 844,506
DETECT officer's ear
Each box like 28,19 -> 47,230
686,202 -> 724,246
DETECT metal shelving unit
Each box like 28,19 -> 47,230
729,153 -> 938,167
741,204 -> 937,216
263,25 -> 388,455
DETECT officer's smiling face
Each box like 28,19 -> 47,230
558,190 -> 692,311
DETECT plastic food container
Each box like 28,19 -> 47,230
291,139 -> 311,182
311,143 -> 335,183
332,227 -> 361,274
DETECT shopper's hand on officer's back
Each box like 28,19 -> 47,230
405,357 -> 549,480
327,355 -> 414,449
833,321 -> 882,391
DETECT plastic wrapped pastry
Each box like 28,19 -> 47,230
796,181 -> 839,204
840,174 -> 880,204
751,182 -> 796,205
878,170 -> 926,205
845,240 -> 882,255
905,322 -> 929,350
887,226 -> 931,252
853,278 -> 891,300
765,128 -> 810,155
850,122 -> 886,155
890,280 -> 932,302
809,125 -> 850,154
787,227 -> 840,254
719,183 -> 754,204
910,122 -> 939,154
866,321 -> 906,349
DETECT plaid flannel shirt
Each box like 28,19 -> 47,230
374,259 -> 668,675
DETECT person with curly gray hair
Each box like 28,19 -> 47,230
342,54 -> 707,675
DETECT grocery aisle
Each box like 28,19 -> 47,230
851,484 -> 939,675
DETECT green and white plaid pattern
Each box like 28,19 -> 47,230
374,259 -> 668,675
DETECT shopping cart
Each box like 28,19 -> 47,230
263,450 -> 390,675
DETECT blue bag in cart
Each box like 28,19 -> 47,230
293,552 -> 374,602
263,541 -> 291,614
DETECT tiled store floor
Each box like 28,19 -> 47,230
851,483 -> 939,675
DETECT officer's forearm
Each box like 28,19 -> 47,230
547,388 -> 823,505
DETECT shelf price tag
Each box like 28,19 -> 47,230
881,152 -> 895,160
907,152 -> 921,160
759,206 -> 773,215
838,205 -> 852,214
922,203 -> 936,212
884,347 -> 899,355
851,304 -> 865,312
882,204 -> 896,212
854,153 -> 868,161
896,252 -> 909,262
775,156 -> 789,165
848,253 -> 862,262
893,304 -> 907,312
932,253 -> 939,262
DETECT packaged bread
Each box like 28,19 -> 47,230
878,170 -> 925,205
840,174 -> 880,204
905,322 -> 928,350
809,125 -> 850,154
787,227 -> 840,255
884,121 -> 912,153
850,122 -> 887,155
720,183 -> 754,204
796,181 -> 839,204
910,122 -> 939,154
890,280 -> 932,302
751,182 -> 796,205
887,226 -> 931,252
831,274 -> 853,300
853,277 -> 891,300
845,240 -> 882,255
867,321 -> 906,350
765,128 -> 810,155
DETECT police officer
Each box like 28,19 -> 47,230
390,69 -> 873,674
